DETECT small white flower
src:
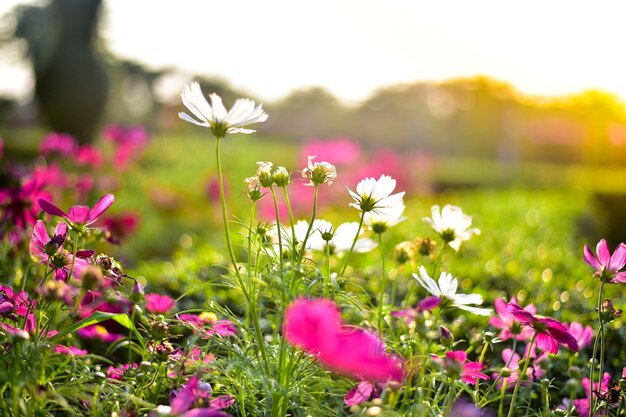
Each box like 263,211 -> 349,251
413,266 -> 491,316
364,200 -> 405,234
302,155 -> 337,186
179,82 -> 268,137
424,204 -> 480,251
347,174 -> 405,215
331,222 -> 377,255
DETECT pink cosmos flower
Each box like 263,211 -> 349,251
0,285 -> 36,332
489,297 -> 536,341
177,313 -> 237,337
78,324 -> 124,343
97,212 -> 140,244
563,373 -> 612,417
284,298 -> 404,383
567,321 -> 593,350
104,124 -> 149,170
507,302 -> 578,354
299,138 -> 361,167
106,363 -> 138,380
30,220 -> 92,282
75,145 -> 103,168
168,375 -> 234,417
54,345 -> 88,356
391,295 -> 441,324
0,172 -> 51,235
493,348 -> 543,389
40,132 -> 78,156
433,351 -> 489,384
583,239 -> 626,283
145,293 -> 176,314
344,381 -> 380,406
39,193 -> 115,230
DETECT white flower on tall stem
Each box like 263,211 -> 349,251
413,266 -> 491,316
179,82 -> 268,137
347,175 -> 405,216
423,204 -> 480,251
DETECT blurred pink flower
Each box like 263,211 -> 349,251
569,373 -> 612,417
284,298 -> 404,383
0,285 -> 36,332
584,239 -> 626,283
75,145 -> 103,168
493,348 -> 543,389
106,363 -> 138,380
104,124 -> 149,169
77,324 -> 124,343
344,381 -> 380,406
489,297 -> 536,341
433,350 -> 489,384
40,132 -> 78,156
450,399 -> 493,417
145,293 -> 176,314
567,321 -> 593,350
169,375 -> 234,416
0,171 -> 52,235
299,138 -> 361,167
391,295 -> 441,324
39,193 -> 115,230
54,345 -> 88,356
98,212 -> 140,244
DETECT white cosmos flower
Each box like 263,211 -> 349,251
179,82 -> 268,137
347,174 -> 405,215
331,222 -> 377,256
413,266 -> 491,316
364,200 -> 405,234
424,204 -> 480,251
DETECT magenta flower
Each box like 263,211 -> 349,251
106,363 -> 139,380
75,145 -> 103,168
0,285 -> 36,332
30,220 -> 92,282
489,297 -> 536,341
145,293 -> 176,314
0,172 -> 51,235
433,350 -> 489,384
40,132 -> 78,156
507,302 -> 578,354
168,375 -> 234,417
284,298 -> 405,383
493,348 -> 543,389
104,124 -> 149,170
344,381 -> 380,406
564,373 -> 611,417
53,345 -> 88,356
567,321 -> 593,350
584,239 -> 626,283
391,295 -> 441,324
39,193 -> 114,231
77,324 -> 124,343
177,313 -> 237,337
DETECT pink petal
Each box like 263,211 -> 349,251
608,243 -> 626,272
38,198 -> 67,218
344,381 -> 374,406
583,244 -> 601,271
596,239 -> 610,268
67,206 -> 90,224
209,395 -> 235,410
89,194 -> 115,223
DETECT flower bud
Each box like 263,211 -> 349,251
272,166 -> 291,187
302,156 -> 337,186
255,161 -> 274,188
415,237 -> 436,256
599,299 -> 622,322
394,241 -> 414,265
130,281 -> 145,303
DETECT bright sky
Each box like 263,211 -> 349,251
2,0 -> 626,104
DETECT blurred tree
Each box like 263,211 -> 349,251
13,0 -> 108,144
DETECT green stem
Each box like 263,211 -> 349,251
589,281 -> 606,416
324,243 -> 332,297
282,186 -> 297,261
270,187 -> 284,273
215,137 -> 242,281
66,230 -> 80,283
298,184 -> 319,265
338,210 -> 366,278
431,242 -> 445,278
498,377 -> 508,417
377,232 -> 386,332
507,332 -> 538,417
